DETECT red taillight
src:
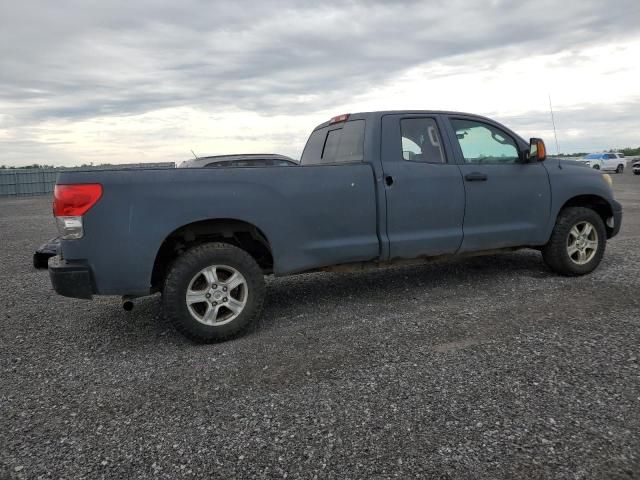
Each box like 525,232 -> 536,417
329,113 -> 350,124
53,184 -> 103,217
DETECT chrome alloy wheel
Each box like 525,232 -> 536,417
185,265 -> 248,326
567,221 -> 598,265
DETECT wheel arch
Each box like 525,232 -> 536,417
151,218 -> 274,291
556,194 -> 615,238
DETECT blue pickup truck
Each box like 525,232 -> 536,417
49,111 -> 622,342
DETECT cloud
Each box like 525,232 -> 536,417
1,0 -> 639,165
496,98 -> 640,152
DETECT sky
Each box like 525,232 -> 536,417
1,0 -> 639,166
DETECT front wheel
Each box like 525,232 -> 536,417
163,243 -> 266,342
542,207 -> 606,276
593,164 -> 600,170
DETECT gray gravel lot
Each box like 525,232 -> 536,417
1,171 -> 639,479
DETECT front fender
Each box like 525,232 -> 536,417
544,162 -> 620,241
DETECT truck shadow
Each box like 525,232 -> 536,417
258,250 -> 550,332
94,250 -> 550,347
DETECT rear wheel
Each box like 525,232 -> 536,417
163,242 -> 265,342
616,164 -> 624,173
542,207 -> 606,276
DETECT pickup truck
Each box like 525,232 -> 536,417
49,111 -> 622,342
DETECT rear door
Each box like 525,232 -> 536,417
610,153 -> 620,170
380,114 -> 465,259
445,115 -> 551,251
603,153 -> 619,171
295,119 -> 380,269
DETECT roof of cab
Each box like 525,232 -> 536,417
311,110 -> 502,131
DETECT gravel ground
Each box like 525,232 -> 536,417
1,170 -> 639,479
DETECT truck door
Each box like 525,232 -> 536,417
603,153 -> 620,171
444,115 -> 551,251
380,114 -> 465,259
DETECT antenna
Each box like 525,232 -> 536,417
190,149 -> 199,160
548,94 -> 560,155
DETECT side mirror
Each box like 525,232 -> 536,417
529,138 -> 546,162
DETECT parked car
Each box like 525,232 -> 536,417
47,110 -> 622,342
579,152 -> 626,173
178,154 -> 298,168
632,160 -> 640,175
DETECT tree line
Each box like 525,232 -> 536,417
554,147 -> 640,158
2,147 -> 639,169
0,163 -> 94,169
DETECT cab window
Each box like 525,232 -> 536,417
301,120 -> 365,165
400,118 -> 445,163
451,119 -> 519,164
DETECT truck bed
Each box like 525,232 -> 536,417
56,165 -> 380,295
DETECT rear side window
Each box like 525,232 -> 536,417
400,118 -> 445,163
301,120 -> 365,165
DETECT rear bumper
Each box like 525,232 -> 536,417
49,256 -> 94,299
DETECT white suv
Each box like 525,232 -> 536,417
579,153 -> 626,173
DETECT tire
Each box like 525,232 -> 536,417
593,164 -> 600,170
634,171 -> 640,176
616,164 -> 624,173
163,242 -> 266,342
542,207 -> 606,276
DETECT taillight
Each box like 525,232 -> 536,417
53,184 -> 102,216
53,184 -> 102,239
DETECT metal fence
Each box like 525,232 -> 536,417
0,169 -> 58,197
0,163 -> 175,197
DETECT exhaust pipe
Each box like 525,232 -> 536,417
121,295 -> 136,311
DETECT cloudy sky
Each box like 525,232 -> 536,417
1,0 -> 639,166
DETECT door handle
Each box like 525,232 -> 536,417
385,175 -> 394,186
465,172 -> 488,182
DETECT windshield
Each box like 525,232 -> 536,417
584,153 -> 603,159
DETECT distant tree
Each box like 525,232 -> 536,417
620,147 -> 640,156
0,164 -> 57,169
554,148 -> 640,157
554,152 -> 588,157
